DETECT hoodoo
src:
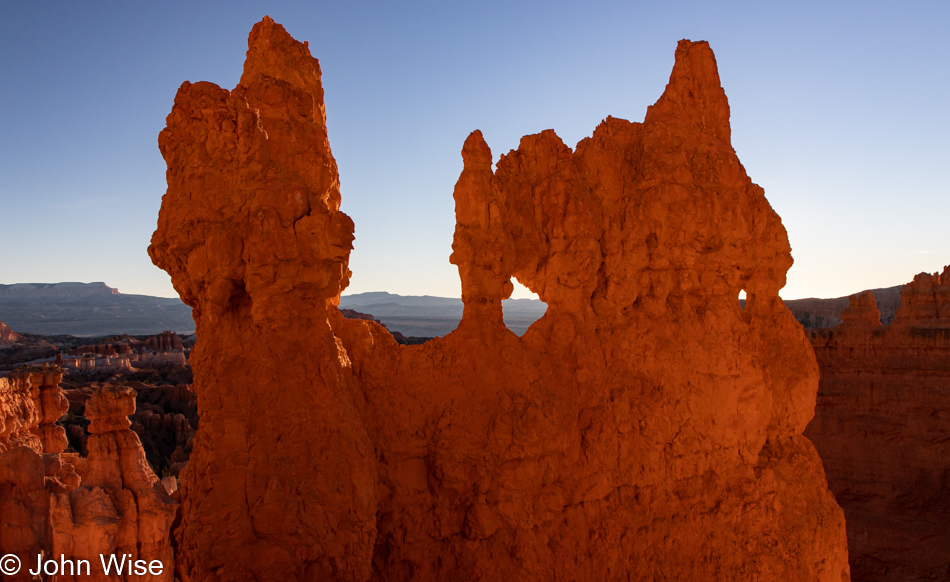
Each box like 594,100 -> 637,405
151,18 -> 850,581
150,16 -> 377,581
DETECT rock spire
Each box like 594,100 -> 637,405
151,21 -> 849,581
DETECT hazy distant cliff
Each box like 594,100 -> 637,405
340,291 -> 546,336
0,282 -> 193,336
784,286 -> 902,328
0,282 -> 119,299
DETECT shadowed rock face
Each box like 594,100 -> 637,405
151,18 -> 849,582
806,267 -> 950,582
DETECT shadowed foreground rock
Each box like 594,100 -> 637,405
806,268 -> 950,582
150,17 -> 849,581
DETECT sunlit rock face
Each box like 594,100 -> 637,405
0,321 -> 18,344
50,385 -> 178,582
806,267 -> 950,582
0,371 -> 177,582
149,16 -> 376,582
0,367 -> 76,581
152,18 -> 849,581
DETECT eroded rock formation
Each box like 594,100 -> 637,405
150,18 -> 848,581
146,331 -> 183,353
150,16 -> 376,581
785,287 -> 902,329
131,406 -> 195,478
50,385 -> 178,581
806,267 -> 950,581
0,367 -> 77,580
0,370 -> 177,581
0,321 -> 18,344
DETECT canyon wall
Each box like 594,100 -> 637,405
806,268 -> 950,581
150,18 -> 849,581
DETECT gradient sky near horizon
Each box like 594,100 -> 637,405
1,1 -> 947,300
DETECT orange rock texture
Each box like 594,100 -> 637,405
0,370 -> 176,581
0,367 -> 76,581
150,18 -> 849,581
149,16 -> 376,581
50,385 -> 177,581
806,267 -> 950,581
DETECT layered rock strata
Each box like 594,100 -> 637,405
151,18 -> 849,581
806,267 -> 950,581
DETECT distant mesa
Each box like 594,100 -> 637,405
0,282 -> 194,336
0,281 -> 120,299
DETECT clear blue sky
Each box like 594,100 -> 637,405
1,1 -> 947,300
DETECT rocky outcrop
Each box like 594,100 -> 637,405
0,367 -> 77,580
0,366 -> 69,456
146,331 -> 184,352
0,321 -> 18,344
891,266 -> 950,329
150,16 -> 376,581
151,18 -> 848,581
50,385 -> 178,581
0,370 -> 176,580
806,267 -> 950,581
838,289 -> 882,332
784,286 -> 902,329
60,382 -> 198,477
340,309 -> 433,345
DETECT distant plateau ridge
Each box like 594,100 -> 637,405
0,282 -> 194,336
0,282 -> 904,337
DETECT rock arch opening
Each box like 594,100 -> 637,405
502,278 -> 547,336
